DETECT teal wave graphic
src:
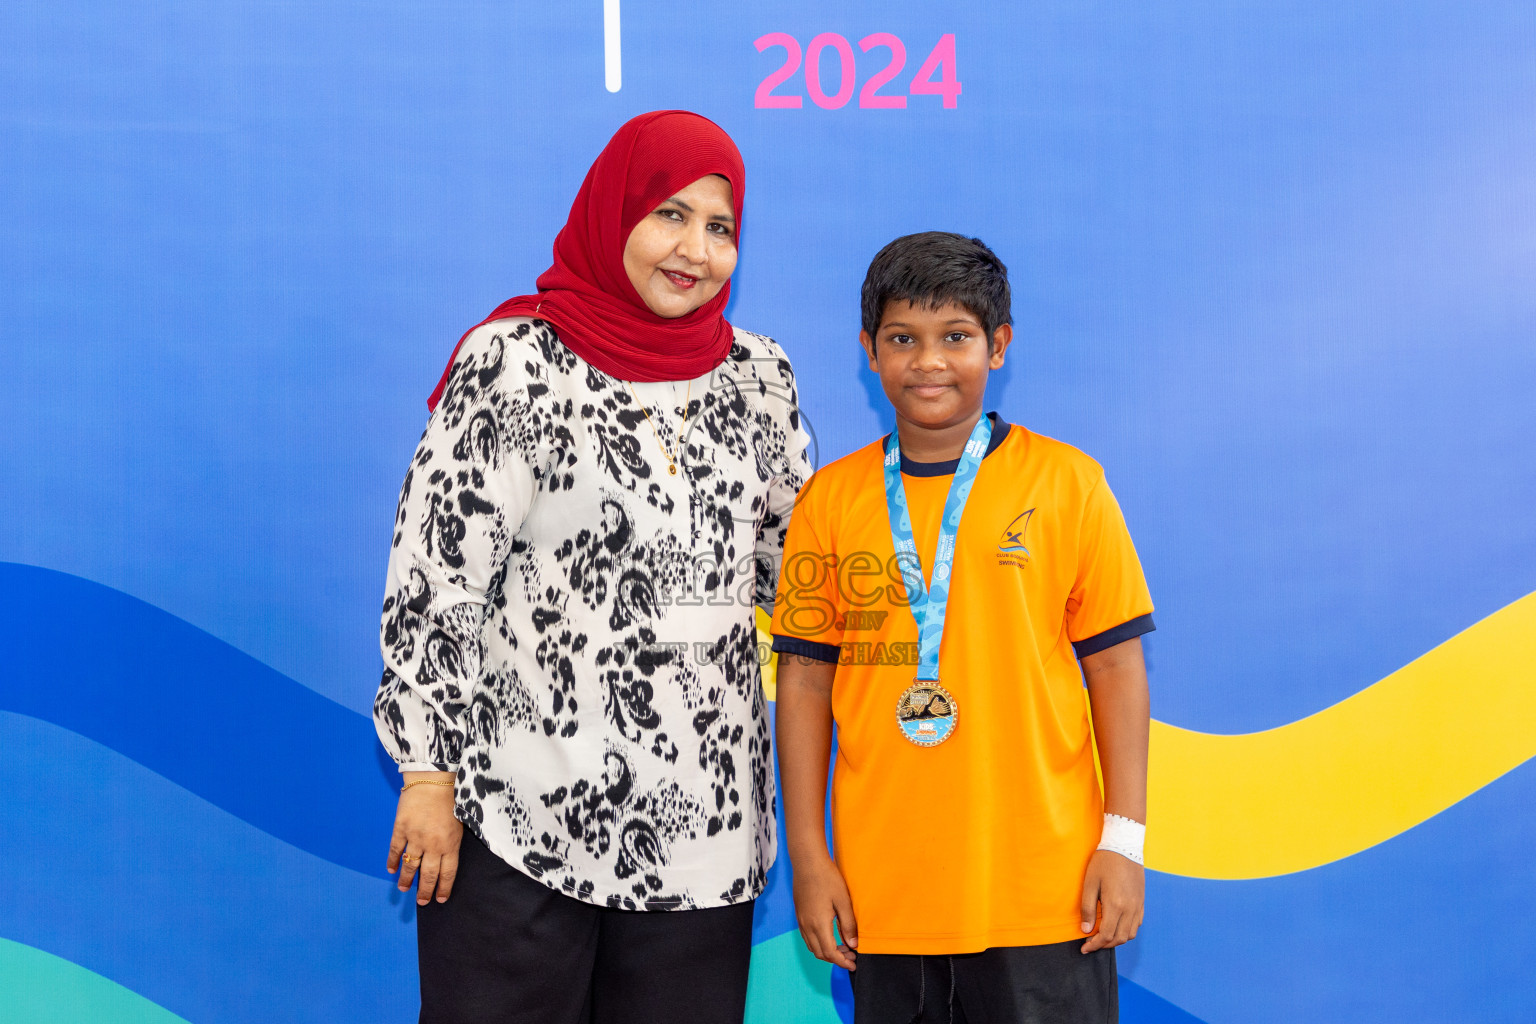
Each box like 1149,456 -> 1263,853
0,711 -> 417,1024
0,937 -> 191,1024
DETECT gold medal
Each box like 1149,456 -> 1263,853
896,681 -> 958,747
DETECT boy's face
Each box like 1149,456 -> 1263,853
860,300 -> 1012,434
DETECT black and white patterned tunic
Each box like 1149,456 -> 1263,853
374,317 -> 810,910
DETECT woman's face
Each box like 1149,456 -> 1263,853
622,175 -> 738,318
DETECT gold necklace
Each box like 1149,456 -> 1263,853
626,380 -> 692,476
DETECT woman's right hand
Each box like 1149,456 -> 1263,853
792,853 -> 859,970
387,771 -> 463,906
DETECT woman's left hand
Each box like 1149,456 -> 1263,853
387,771 -> 464,905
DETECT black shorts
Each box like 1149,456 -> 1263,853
851,941 -> 1118,1024
416,829 -> 755,1024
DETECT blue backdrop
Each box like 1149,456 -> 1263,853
3,2 -> 1534,1022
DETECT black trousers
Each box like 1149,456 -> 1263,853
418,830 -> 756,1024
851,941 -> 1117,1024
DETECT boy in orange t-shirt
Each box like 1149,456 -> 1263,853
772,232 -> 1153,1022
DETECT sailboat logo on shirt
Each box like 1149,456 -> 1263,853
999,508 -> 1035,557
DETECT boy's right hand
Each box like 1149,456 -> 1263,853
792,854 -> 859,970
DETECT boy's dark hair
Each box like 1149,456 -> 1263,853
860,231 -> 1012,342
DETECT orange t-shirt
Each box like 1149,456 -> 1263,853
770,414 -> 1154,954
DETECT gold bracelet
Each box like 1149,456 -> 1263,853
401,779 -> 455,793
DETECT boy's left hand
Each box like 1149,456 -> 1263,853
1079,849 -> 1144,953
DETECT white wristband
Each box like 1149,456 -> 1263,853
1097,813 -> 1146,866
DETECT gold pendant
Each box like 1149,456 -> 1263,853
668,464 -> 678,475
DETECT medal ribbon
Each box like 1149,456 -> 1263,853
883,416 -> 993,682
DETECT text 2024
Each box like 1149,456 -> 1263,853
754,33 -> 961,110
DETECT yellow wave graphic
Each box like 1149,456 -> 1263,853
1147,590 -> 1536,878
757,608 -> 780,700
758,592 -> 1536,879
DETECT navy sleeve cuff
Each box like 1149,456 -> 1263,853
1072,613 -> 1156,659
771,634 -> 841,664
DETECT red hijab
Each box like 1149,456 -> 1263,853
427,110 -> 745,410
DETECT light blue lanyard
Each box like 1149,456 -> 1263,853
882,416 -> 993,682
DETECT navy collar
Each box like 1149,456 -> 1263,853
888,412 -> 1012,477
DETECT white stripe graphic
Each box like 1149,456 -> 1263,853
603,0 -> 621,92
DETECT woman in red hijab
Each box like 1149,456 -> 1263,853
373,111 -> 810,1024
